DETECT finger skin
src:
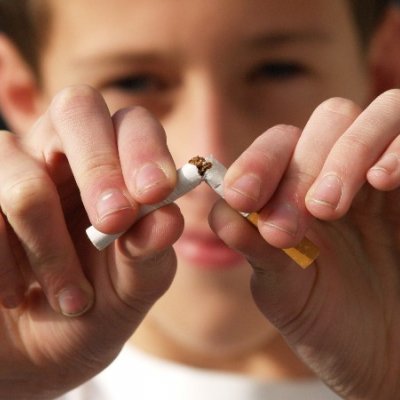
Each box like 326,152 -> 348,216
210,192 -> 400,399
113,107 -> 177,204
367,139 -> 400,191
211,94 -> 400,398
0,213 -> 25,308
48,85 -> 137,234
257,97 -> 361,247
48,86 -> 176,235
224,97 -> 362,248
0,141 -> 183,398
224,124 -> 301,213
306,89 -> 400,220
0,206 -> 180,398
208,199 -> 317,324
109,204 -> 183,310
0,133 -> 94,316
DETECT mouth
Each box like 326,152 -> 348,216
174,230 -> 246,270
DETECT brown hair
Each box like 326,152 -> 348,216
349,0 -> 391,47
0,0 -> 391,77
0,0 -> 50,77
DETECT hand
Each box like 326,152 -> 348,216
209,90 -> 400,399
0,85 -> 182,399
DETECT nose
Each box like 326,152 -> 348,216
163,71 -> 252,168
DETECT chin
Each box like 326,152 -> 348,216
137,261 -> 279,362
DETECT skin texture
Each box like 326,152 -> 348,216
0,0 -> 399,398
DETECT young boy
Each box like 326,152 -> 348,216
0,1 -> 399,399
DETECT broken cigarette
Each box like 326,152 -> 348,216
86,155 -> 319,268
203,156 -> 319,268
86,162 -> 202,250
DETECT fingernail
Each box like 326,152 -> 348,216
263,202 -> 299,236
96,189 -> 132,222
57,285 -> 93,317
229,174 -> 261,202
135,163 -> 168,195
370,153 -> 399,176
309,174 -> 343,209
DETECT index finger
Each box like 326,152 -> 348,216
306,89 -> 400,220
49,86 -> 175,235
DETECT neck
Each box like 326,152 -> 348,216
130,318 -> 314,381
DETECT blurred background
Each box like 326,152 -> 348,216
0,0 -> 399,132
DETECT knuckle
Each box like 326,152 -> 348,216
126,105 -> 159,127
266,124 -> 302,138
114,105 -> 167,145
318,97 -> 361,119
2,174 -> 56,221
29,250 -> 68,276
121,250 -> 176,305
340,131 -> 371,156
80,150 -> 122,183
252,124 -> 300,154
247,146 -> 285,174
377,88 -> 400,107
114,105 -> 153,123
50,84 -> 105,121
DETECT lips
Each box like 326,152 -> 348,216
174,230 -> 246,270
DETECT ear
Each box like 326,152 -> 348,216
0,33 -> 43,134
369,6 -> 400,97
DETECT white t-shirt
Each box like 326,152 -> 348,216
58,345 -> 341,399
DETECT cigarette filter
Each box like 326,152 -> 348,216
86,163 -> 202,250
204,156 -> 319,268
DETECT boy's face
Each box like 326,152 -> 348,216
36,0 -> 369,360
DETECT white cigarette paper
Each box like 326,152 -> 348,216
203,156 -> 251,219
86,163 -> 202,250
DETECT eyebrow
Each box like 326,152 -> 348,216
73,29 -> 331,69
246,29 -> 332,49
72,51 -> 174,69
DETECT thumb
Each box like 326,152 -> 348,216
209,199 -> 317,332
96,203 -> 183,321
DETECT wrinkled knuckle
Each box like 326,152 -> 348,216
3,175 -> 56,220
118,105 -> 167,144
378,88 -> 400,108
267,124 -> 301,138
113,105 -> 158,130
131,250 -> 175,297
51,84 -> 103,120
319,97 -> 361,119
341,132 -> 371,157
127,105 -> 157,123
81,150 -> 121,183
30,251 -> 68,278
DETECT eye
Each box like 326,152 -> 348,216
248,61 -> 307,81
110,73 -> 167,94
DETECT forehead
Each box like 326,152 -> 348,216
46,0 -> 354,54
